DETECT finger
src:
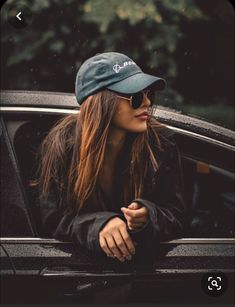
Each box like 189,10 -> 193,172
121,207 -> 139,218
120,209 -> 132,224
121,207 -> 135,218
119,225 -> 136,255
99,236 -> 115,258
121,207 -> 147,219
122,208 -> 148,229
128,202 -> 141,210
113,231 -> 132,260
121,211 -> 131,222
105,235 -> 125,262
122,208 -> 147,221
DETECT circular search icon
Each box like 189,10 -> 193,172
201,272 -> 228,297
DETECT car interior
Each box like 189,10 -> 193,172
1,112 -> 235,238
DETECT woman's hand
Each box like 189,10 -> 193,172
121,202 -> 149,230
99,217 -> 136,262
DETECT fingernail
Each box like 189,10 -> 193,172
126,255 -> 132,260
130,249 -> 135,255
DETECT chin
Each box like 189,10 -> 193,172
138,127 -> 148,133
127,124 -> 148,133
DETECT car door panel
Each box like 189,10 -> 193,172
1,239 -> 235,303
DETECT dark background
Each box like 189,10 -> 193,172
1,0 -> 234,129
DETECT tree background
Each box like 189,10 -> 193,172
1,0 -> 234,129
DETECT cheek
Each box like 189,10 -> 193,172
112,103 -> 131,127
112,109 -> 148,132
113,110 -> 130,126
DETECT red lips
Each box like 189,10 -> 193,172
135,111 -> 148,117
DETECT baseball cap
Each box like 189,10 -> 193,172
75,52 -> 166,105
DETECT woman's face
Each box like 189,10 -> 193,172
111,91 -> 151,133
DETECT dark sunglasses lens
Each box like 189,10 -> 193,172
131,92 -> 144,109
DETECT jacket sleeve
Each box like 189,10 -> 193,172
132,133 -> 187,242
39,191 -> 123,253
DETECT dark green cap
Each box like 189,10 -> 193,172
75,52 -> 166,105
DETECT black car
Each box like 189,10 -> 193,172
1,90 -> 235,304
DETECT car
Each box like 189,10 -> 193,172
0,90 -> 235,304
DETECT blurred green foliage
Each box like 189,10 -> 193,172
1,0 -> 234,129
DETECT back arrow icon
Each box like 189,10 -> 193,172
16,12 -> 22,21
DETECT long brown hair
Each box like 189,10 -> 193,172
33,90 -> 167,213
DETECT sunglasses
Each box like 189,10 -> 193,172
116,90 -> 154,109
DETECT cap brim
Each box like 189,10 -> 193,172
107,72 -> 166,94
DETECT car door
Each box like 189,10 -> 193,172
1,90 -> 235,304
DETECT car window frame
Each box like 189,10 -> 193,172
0,104 -> 234,243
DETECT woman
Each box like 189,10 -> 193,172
36,52 -> 186,264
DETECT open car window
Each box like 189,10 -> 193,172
1,105 -> 234,239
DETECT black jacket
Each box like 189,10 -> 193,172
39,126 -> 186,261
